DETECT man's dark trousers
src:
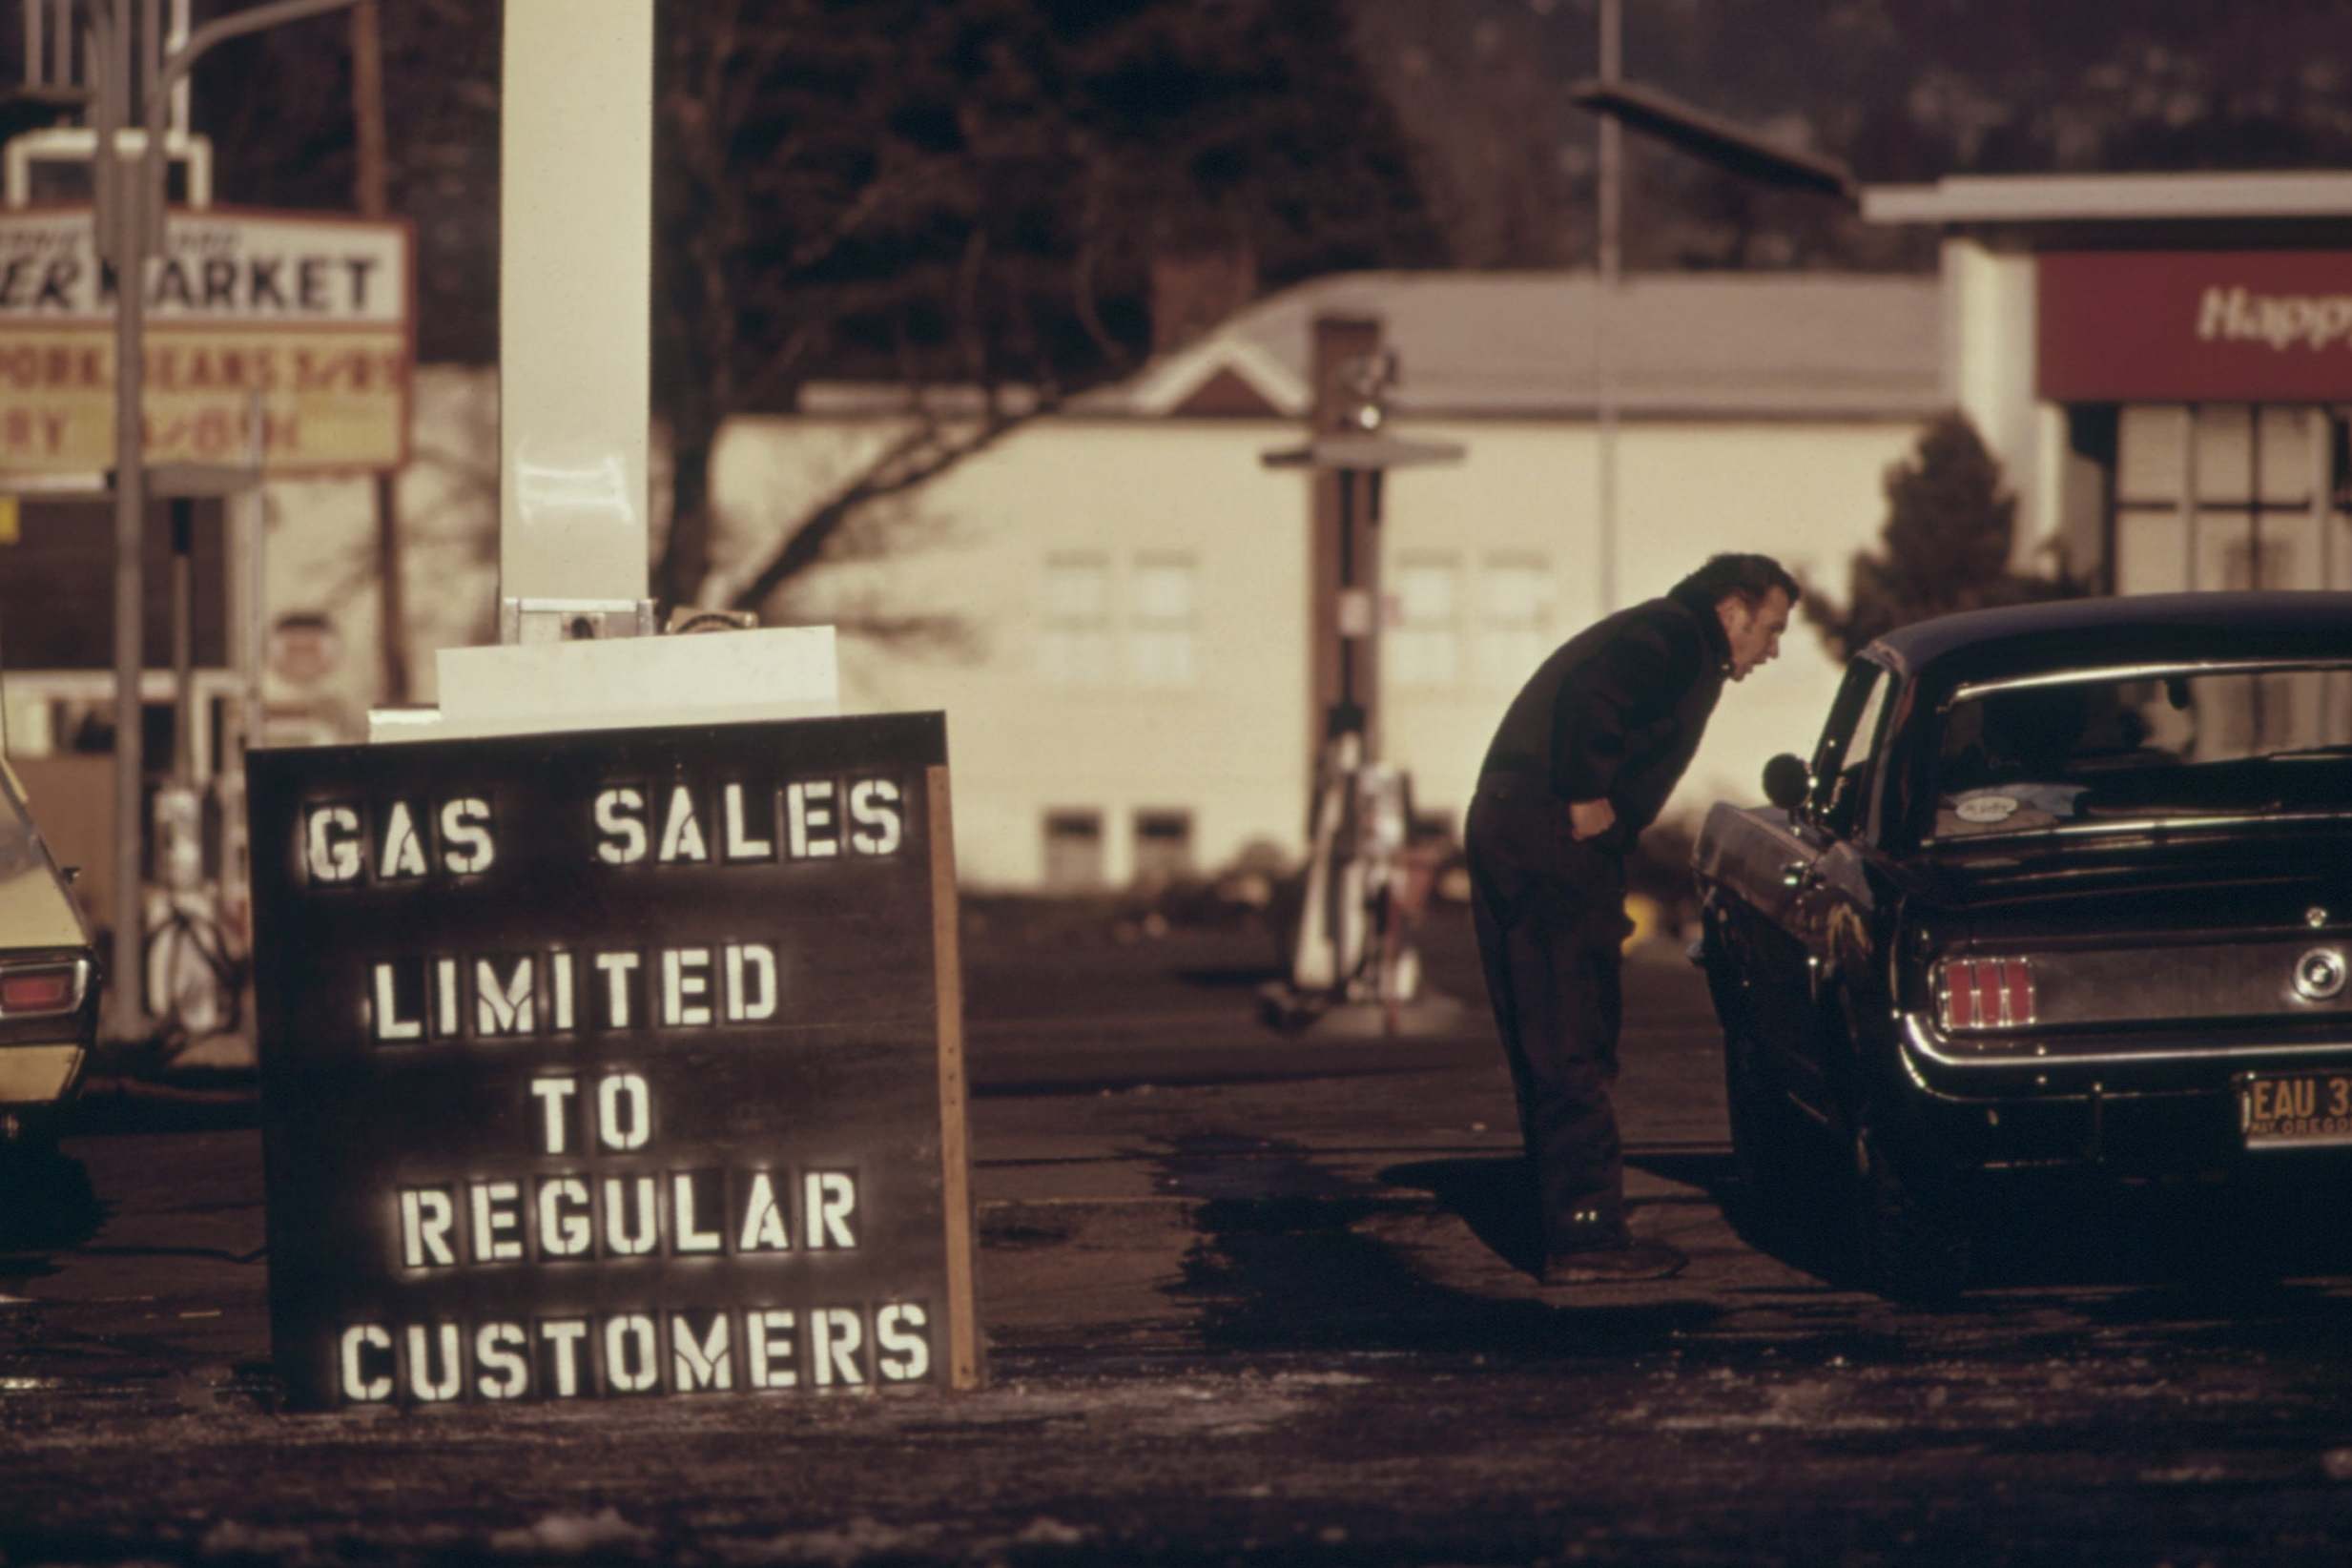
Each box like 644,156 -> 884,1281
1467,772 -> 1633,1259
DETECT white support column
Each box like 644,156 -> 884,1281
1941,235 -> 2049,558
498,0 -> 653,636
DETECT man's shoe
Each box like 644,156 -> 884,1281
1541,1239 -> 1688,1284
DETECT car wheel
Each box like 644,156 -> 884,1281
1852,1104 -> 1974,1303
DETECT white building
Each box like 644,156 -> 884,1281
704,270 -> 1946,887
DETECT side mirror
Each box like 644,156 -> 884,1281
1762,753 -> 1811,813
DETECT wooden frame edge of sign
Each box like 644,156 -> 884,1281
927,763 -> 984,1390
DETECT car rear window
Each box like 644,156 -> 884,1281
1932,664 -> 2352,836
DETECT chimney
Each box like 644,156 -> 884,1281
1148,243 -> 1258,357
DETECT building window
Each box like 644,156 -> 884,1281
1475,552 -> 1554,681
2115,404 -> 2329,595
1131,809 -> 1194,887
1129,552 -> 1196,687
1040,553 -> 1112,686
1042,810 -> 1104,889
1390,552 -> 1460,688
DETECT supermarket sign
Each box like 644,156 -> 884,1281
0,206 -> 413,475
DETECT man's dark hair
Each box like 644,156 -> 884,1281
1676,552 -> 1800,609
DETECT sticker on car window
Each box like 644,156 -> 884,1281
1953,795 -> 2019,824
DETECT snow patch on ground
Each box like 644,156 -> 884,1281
1646,1379 -> 1900,1434
198,1519 -> 315,1558
711,1517 -> 941,1565
488,1506 -> 654,1556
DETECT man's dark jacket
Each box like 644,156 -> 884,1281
1477,580 -> 1732,853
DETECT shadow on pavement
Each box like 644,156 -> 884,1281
0,1145 -> 105,1257
62,1076 -> 258,1136
1646,1134 -> 2352,1314
1378,1155 -> 1540,1275
1972,1173 -> 2352,1293
1158,1137 -> 1721,1359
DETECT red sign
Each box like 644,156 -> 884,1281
2037,251 -> 2352,402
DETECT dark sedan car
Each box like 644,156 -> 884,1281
1692,591 -> 2352,1296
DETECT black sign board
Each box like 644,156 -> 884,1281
245,712 -> 980,1409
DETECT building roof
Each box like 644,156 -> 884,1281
1101,269 -> 1946,423
1862,171 -> 2352,227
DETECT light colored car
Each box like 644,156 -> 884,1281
0,754 -> 100,1152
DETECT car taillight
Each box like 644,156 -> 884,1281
1936,956 -> 2036,1031
0,965 -> 78,1016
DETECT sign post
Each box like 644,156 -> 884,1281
245,712 -> 981,1407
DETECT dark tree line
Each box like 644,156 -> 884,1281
166,0 -> 1440,613
1353,0 -> 2352,272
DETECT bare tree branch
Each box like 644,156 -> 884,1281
728,401 -> 1051,612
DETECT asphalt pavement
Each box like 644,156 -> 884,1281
5,897 -> 2352,1565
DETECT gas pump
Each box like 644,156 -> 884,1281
1258,354 -> 1465,1038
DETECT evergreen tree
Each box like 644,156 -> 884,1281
1805,412 -> 2085,661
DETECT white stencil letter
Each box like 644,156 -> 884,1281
672,1171 -> 723,1254
593,951 -> 640,1029
849,778 -> 903,856
657,784 -> 709,863
671,1312 -> 733,1393
399,1187 -> 458,1268
804,1171 -> 857,1249
723,782 -> 773,860
876,1303 -> 932,1383
475,1323 -> 528,1400
786,781 -> 838,859
304,804 -> 362,884
540,1319 -> 589,1397
340,1324 -> 393,1403
725,942 -> 777,1022
378,800 -> 428,878
812,1308 -> 865,1386
537,1177 -> 592,1258
736,1170 -> 792,1252
593,787 -> 648,864
470,1180 -> 524,1262
748,1309 -> 797,1389
603,1174 -> 660,1256
440,796 -> 495,874
406,1323 -> 463,1403
596,1073 -> 651,1152
606,1314 -> 659,1393
371,961 -> 422,1042
474,956 -> 535,1036
528,1076 -> 577,1155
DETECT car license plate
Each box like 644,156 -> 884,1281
2238,1071 -> 2352,1149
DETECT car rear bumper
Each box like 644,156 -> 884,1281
1893,1013 -> 2352,1175
0,1042 -> 87,1106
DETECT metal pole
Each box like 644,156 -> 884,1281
101,0 -> 153,1042
170,496 -> 193,780
1335,470 -> 1357,722
92,0 -> 365,1041
352,0 -> 409,702
1595,0 -> 1621,618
